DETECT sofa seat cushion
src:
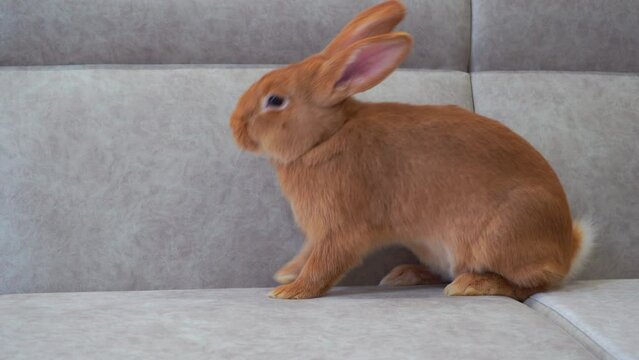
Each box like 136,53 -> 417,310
526,280 -> 639,360
0,286 -> 595,359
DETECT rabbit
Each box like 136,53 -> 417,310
229,0 -> 594,300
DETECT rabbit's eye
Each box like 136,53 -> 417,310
267,95 -> 284,107
264,95 -> 287,110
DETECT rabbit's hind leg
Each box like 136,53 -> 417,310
274,240 -> 314,284
444,272 -> 546,301
379,264 -> 444,286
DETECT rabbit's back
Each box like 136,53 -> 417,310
276,100 -> 571,245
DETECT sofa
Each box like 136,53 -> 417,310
1,0 -> 638,359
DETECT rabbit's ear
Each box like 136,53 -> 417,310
314,33 -> 412,105
322,1 -> 406,57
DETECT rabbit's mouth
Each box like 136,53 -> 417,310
229,112 -> 259,152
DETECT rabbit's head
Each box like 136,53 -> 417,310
230,0 -> 412,163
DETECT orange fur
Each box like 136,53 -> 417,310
379,264 -> 444,286
229,0 -> 585,301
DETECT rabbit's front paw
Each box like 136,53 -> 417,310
268,282 -> 324,300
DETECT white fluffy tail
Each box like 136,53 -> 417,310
566,218 -> 597,280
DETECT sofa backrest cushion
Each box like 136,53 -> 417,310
472,72 -> 639,279
471,0 -> 639,72
0,66 -> 473,293
0,0 -> 471,70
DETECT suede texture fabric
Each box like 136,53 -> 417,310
2,2 -> 639,358
0,286 -> 596,360
0,66 -> 473,294
471,0 -> 639,72
472,72 -> 639,280
526,280 -> 639,360
0,0 -> 471,70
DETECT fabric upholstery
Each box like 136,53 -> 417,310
526,280 -> 639,360
471,0 -> 639,72
0,286 -> 596,359
0,66 -> 473,294
471,72 -> 639,280
0,0 -> 471,70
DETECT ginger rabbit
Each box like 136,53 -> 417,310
229,0 -> 593,300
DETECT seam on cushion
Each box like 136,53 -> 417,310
526,297 -> 616,360
467,0 -> 473,73
0,65 -> 473,74
0,64 -> 284,71
468,0 -> 476,112
467,0 -> 474,109
469,70 -> 639,77
468,0 -> 474,72
469,73 -> 476,112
